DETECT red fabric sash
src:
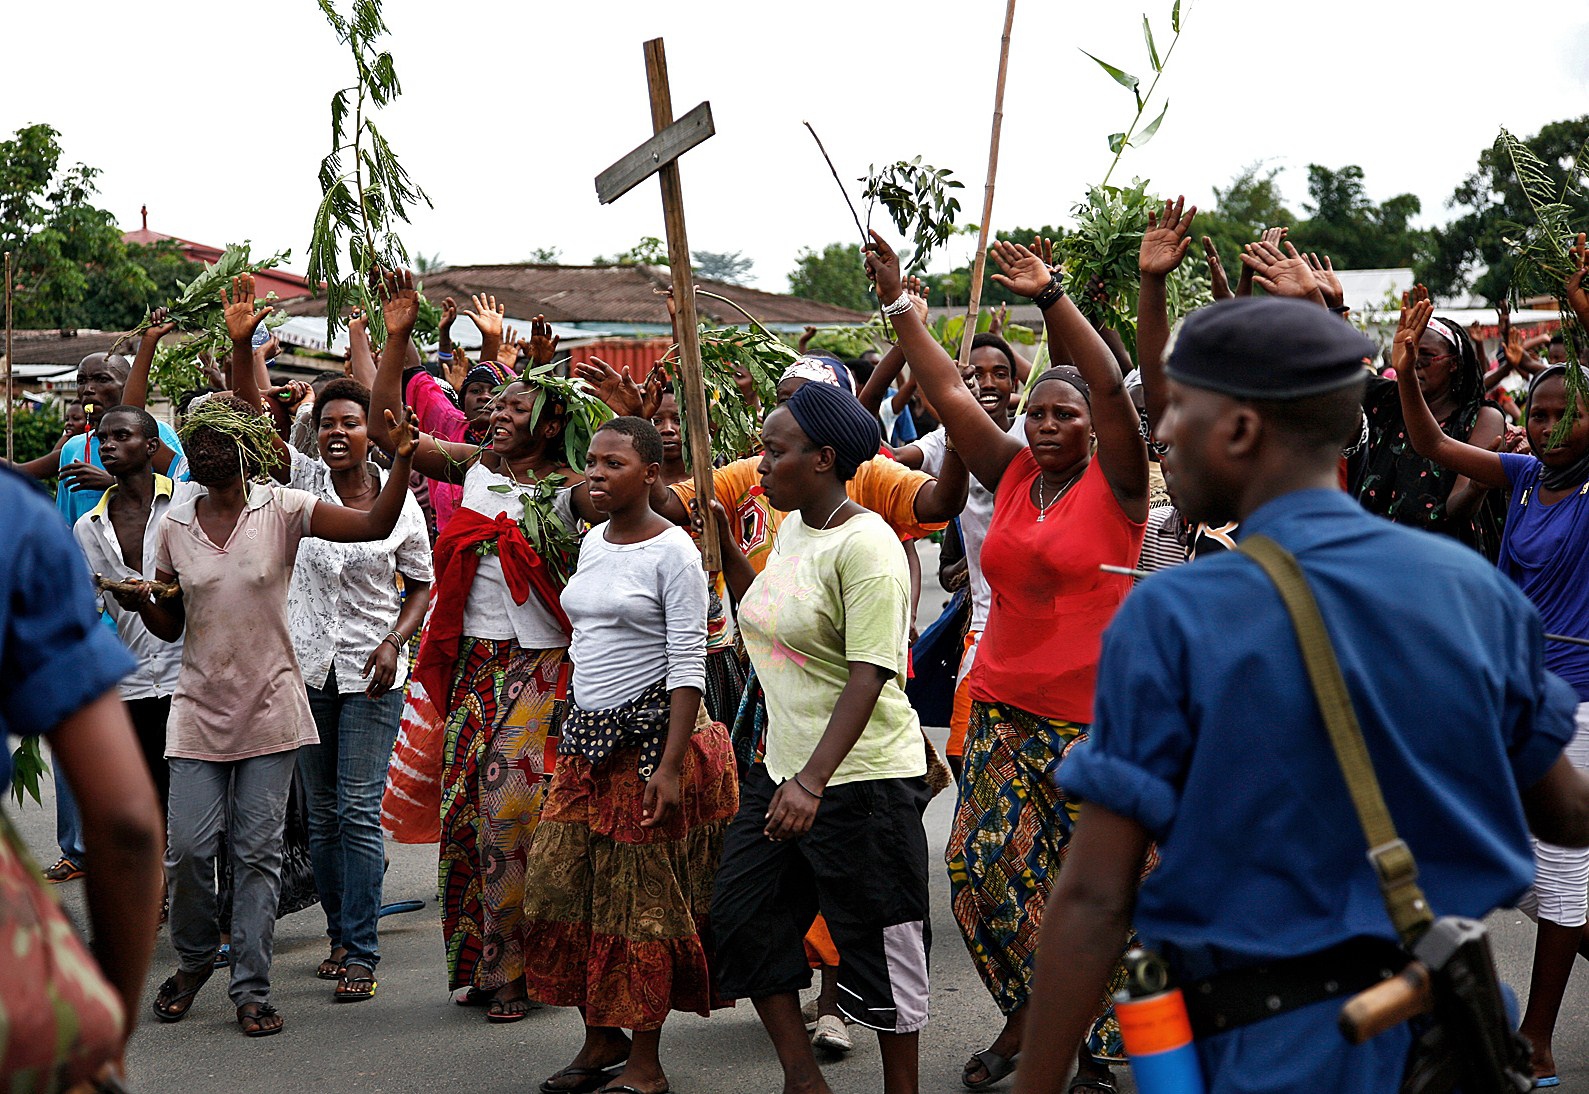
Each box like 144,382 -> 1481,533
414,508 -> 570,702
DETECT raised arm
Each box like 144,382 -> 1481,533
309,407 -> 418,542
222,275 -> 296,484
858,343 -> 909,417
123,307 -> 176,409
1393,290 -> 1508,489
346,310 -> 377,388
1137,196 -> 1196,431
463,293 -> 505,368
864,231 -> 1025,490
369,269 -> 480,483
1569,232 -> 1589,332
992,240 -> 1148,519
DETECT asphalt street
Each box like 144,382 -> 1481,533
19,567 -> 1589,1093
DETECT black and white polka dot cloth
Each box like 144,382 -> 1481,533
560,678 -> 672,778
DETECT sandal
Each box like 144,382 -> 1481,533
316,946 -> 348,980
539,1067 -> 620,1094
334,963 -> 377,1003
963,1049 -> 1019,1090
236,1001 -> 284,1038
151,966 -> 213,1022
1067,1072 -> 1116,1094
597,1086 -> 669,1094
486,994 -> 533,1023
213,943 -> 232,969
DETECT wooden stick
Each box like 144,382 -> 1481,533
956,0 -> 1019,368
802,122 -> 868,248
644,37 -> 721,572
4,251 -> 12,464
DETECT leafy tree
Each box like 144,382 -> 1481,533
594,236 -> 669,266
692,249 -> 753,284
1296,164 -> 1425,270
412,251 -> 446,273
81,239 -> 203,332
0,123 -> 155,329
1194,163 -> 1295,274
525,245 -> 561,264
787,242 -> 874,312
1420,116 -> 1589,303
927,225 -> 1067,307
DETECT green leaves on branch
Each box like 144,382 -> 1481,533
309,0 -> 430,346
135,242 -> 290,401
862,158 -> 964,273
1494,126 -> 1589,438
1086,2 -> 1189,188
693,325 -> 793,462
10,737 -> 46,807
487,469 -> 583,587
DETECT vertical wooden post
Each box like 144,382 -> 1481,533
643,37 -> 721,571
957,0 -> 1018,367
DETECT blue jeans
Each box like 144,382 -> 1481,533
298,669 -> 403,970
55,763 -> 86,864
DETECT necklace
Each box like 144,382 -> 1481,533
1036,471 -> 1079,522
817,498 -> 848,529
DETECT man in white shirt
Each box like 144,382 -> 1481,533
73,406 -> 184,812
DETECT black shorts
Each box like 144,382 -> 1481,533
710,764 -> 931,1033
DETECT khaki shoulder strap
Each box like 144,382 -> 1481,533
1241,534 -> 1434,947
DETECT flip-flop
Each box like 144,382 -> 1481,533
1067,1075 -> 1116,1094
538,1067 -> 620,1094
963,1049 -> 1019,1090
596,1086 -> 669,1094
236,1001 -> 284,1038
151,966 -> 214,1023
213,943 -> 232,969
1536,1078 -> 1561,1089
334,964 -> 377,1003
486,996 -> 533,1023
316,948 -> 349,980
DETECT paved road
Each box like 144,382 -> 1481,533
21,566 -> 1589,1092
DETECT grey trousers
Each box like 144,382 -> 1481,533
166,752 -> 297,1006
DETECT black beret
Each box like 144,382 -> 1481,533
783,381 -> 881,481
1165,297 -> 1376,399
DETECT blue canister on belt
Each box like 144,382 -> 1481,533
1114,949 -> 1207,1094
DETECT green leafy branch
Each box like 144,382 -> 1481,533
862,158 -> 965,274
1085,1 -> 1188,188
308,0 -> 430,347
10,738 -> 46,807
694,326 -> 792,462
484,471 -> 582,587
1495,125 -> 1589,438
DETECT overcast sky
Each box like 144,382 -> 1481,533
7,0 -> 1587,291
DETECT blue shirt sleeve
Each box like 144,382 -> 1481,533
1499,452 -> 1538,492
1,473 -> 136,741
1059,587 -> 1188,837
156,421 -> 189,481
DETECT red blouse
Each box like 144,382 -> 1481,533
970,449 -> 1146,723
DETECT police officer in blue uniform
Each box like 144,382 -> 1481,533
1015,297 -> 1589,1094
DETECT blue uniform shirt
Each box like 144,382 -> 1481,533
56,421 -> 186,528
1061,489 -> 1575,1091
1,467 -> 136,788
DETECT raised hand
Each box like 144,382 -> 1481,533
385,405 -> 420,459
221,274 -> 272,344
1304,252 -> 1345,310
863,230 -> 905,303
439,296 -> 457,333
463,293 -> 505,341
1034,236 -> 1058,270
1393,287 -> 1433,376
446,347 -> 470,393
1568,231 -> 1589,328
380,269 -> 421,340
572,356 -> 643,416
1504,328 -> 1526,369
988,239 -> 1054,299
1139,196 -> 1196,277
526,315 -> 559,366
1202,237 -> 1233,301
142,305 -> 177,344
1239,240 -> 1324,305
497,324 -> 522,368
640,363 -> 668,420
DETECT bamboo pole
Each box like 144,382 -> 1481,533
4,251 -> 12,464
957,0 -> 1019,368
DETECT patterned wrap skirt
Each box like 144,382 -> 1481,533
946,699 -> 1157,1061
521,706 -> 738,1030
439,638 -> 566,992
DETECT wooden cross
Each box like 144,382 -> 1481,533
595,37 -> 721,571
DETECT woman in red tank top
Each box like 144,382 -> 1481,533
867,234 -> 1148,1092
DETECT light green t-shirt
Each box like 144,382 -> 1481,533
738,508 -> 926,787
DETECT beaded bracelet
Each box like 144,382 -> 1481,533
1034,274 -> 1067,311
881,293 -> 917,318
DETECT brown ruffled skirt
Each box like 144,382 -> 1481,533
521,711 -> 738,1030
